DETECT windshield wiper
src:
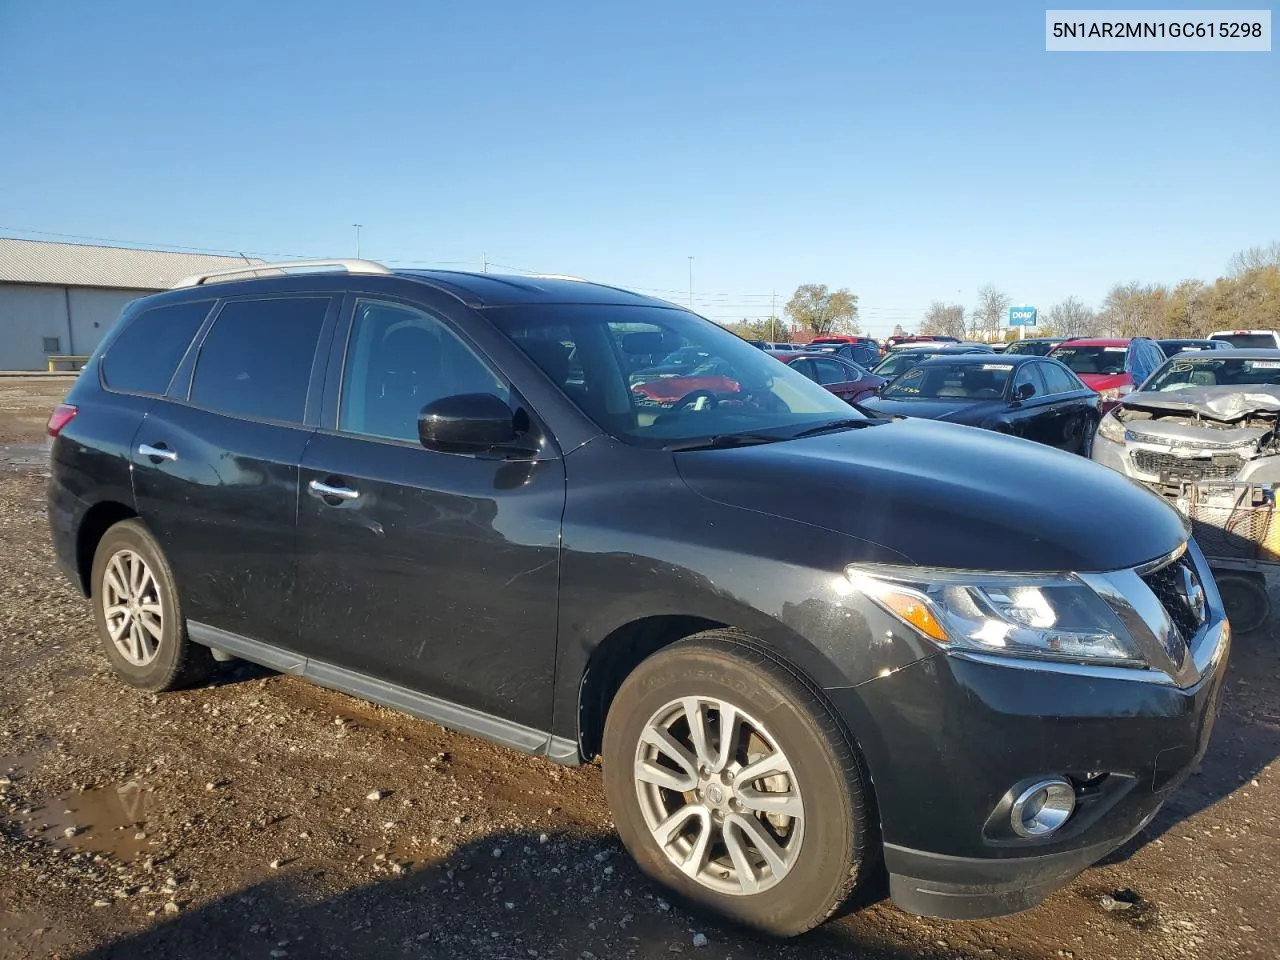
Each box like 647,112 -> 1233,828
663,433 -> 786,452
789,418 -> 881,439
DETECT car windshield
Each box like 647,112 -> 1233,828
1050,345 -> 1128,375
872,350 -> 953,377
1211,333 -> 1278,349
1159,341 -> 1214,353
1003,341 -> 1055,356
486,304 -> 860,447
881,362 -> 1014,401
1144,357 -> 1280,392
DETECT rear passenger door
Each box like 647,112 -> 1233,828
131,295 -> 338,651
1038,360 -> 1092,452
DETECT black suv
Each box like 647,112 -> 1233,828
47,261 -> 1229,935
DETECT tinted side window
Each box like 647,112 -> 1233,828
789,359 -> 818,383
1012,363 -> 1047,397
102,301 -> 212,395
1039,361 -> 1078,394
339,300 -> 510,443
811,357 -> 851,385
190,297 -> 329,424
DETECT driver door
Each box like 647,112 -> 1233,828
294,296 -> 566,731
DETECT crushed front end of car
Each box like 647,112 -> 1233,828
1092,385 -> 1280,496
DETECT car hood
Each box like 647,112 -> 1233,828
857,396 -> 1002,424
675,418 -> 1187,572
1123,384 -> 1280,421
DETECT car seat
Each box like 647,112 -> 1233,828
364,322 -> 442,440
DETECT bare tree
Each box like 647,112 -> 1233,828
921,302 -> 967,340
972,284 -> 1012,334
1044,296 -> 1097,338
785,284 -> 860,337
1098,282 -> 1144,336
1228,241 -> 1280,277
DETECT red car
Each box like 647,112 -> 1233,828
782,353 -> 884,404
1046,337 -> 1165,412
630,359 -> 740,406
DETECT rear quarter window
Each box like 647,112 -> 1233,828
101,300 -> 213,395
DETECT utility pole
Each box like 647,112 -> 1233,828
771,289 -> 777,340
482,252 -> 488,274
353,224 -> 363,258
687,256 -> 694,308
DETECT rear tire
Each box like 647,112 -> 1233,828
602,630 -> 874,937
90,519 -> 215,692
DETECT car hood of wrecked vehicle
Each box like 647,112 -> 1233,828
1122,385 -> 1280,421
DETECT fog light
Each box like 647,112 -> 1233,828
1010,778 -> 1076,838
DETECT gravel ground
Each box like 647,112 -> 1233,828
1,378 -> 1277,960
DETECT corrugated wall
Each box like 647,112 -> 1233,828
0,284 -> 151,370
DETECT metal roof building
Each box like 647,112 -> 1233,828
0,238 -> 264,370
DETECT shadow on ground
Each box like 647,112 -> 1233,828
1102,615 -> 1280,864
72,831 -> 1014,960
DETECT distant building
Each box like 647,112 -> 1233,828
0,238 -> 264,370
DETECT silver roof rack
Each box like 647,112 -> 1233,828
172,258 -> 393,288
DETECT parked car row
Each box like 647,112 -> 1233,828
45,261 -> 1236,937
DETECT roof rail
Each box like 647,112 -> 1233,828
172,258 -> 393,288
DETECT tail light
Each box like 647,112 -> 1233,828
47,403 -> 78,437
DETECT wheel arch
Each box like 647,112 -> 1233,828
577,614 -> 726,760
76,500 -> 138,596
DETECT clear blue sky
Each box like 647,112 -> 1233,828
1,1 -> 1276,335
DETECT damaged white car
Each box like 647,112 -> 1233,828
1092,349 -> 1280,495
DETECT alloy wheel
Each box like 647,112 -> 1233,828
101,549 -> 164,666
633,696 -> 805,896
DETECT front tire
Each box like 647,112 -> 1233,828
602,631 -> 874,937
90,519 -> 215,692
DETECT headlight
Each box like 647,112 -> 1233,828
1098,384 -> 1133,401
845,565 -> 1145,666
1097,413 -> 1126,443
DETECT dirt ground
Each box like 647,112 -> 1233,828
1,377 -> 1277,960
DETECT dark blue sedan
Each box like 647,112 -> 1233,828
859,353 -> 1102,454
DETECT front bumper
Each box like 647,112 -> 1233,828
1092,429 -> 1280,493
824,546 -> 1230,920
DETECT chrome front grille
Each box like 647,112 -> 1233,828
1131,449 -> 1245,481
1138,553 -> 1204,651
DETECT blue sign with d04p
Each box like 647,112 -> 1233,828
1008,306 -> 1037,326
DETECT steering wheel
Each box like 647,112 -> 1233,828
673,389 -> 719,412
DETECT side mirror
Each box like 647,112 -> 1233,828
418,393 -> 518,453
1014,382 -> 1035,402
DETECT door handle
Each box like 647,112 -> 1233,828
138,443 -> 178,462
308,479 -> 360,502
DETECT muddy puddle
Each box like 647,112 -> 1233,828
4,756 -> 160,861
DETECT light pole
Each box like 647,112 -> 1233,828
687,256 -> 694,309
353,224 -> 363,258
